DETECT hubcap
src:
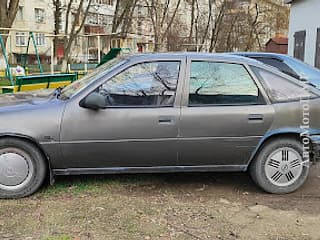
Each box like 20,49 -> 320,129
0,148 -> 34,191
265,147 -> 305,187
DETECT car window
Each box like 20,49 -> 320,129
98,61 -> 180,107
60,57 -> 126,100
251,66 -> 317,102
252,57 -> 299,79
189,61 -> 264,106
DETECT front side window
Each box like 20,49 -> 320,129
98,61 -> 180,107
251,66 -> 317,102
189,61 -> 263,106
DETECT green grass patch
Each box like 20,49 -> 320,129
0,78 -> 11,86
40,174 -> 162,196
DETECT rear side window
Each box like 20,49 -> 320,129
188,62 -> 264,106
251,66 -> 317,102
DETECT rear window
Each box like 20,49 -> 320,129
251,66 -> 318,103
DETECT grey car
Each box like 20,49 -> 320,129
1,53 -> 320,198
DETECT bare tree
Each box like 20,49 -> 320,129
112,0 -> 138,35
52,0 -> 93,70
0,0 -> 20,48
208,0 -> 227,52
145,0 -> 182,52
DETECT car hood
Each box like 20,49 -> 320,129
0,89 -> 56,108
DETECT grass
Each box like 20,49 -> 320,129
40,174 -> 162,197
0,78 -> 11,86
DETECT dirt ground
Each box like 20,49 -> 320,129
1,163 -> 320,240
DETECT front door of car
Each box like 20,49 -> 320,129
59,59 -> 185,169
178,59 -> 274,167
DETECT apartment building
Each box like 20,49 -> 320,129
7,0 -> 54,64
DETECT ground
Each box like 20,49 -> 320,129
1,163 -> 320,240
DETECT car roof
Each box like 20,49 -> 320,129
124,52 -> 265,67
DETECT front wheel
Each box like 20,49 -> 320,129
250,138 -> 310,194
0,138 -> 47,198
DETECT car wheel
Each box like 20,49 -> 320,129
0,138 -> 47,198
250,138 -> 310,194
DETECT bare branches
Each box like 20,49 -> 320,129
112,0 -> 137,35
145,0 -> 182,51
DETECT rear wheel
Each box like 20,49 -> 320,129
250,138 -> 310,194
0,138 -> 47,198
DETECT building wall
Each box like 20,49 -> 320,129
8,0 -> 54,61
288,0 -> 320,66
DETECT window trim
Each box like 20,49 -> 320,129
89,60 -> 183,109
185,60 -> 268,107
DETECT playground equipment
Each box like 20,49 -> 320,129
0,31 -> 79,94
22,32 -> 44,74
0,33 -> 14,86
1,73 -> 77,94
96,48 -> 131,67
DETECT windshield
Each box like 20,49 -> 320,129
59,57 -> 126,100
284,56 -> 320,79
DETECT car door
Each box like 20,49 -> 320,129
178,57 -> 274,168
59,58 -> 185,169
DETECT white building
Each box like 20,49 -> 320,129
7,0 -> 55,64
286,0 -> 320,68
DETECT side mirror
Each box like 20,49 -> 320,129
80,92 -> 105,110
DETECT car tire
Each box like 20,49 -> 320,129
0,138 -> 47,198
250,137 -> 310,194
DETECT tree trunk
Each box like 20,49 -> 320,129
0,0 -> 20,51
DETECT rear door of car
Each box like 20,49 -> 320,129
178,56 -> 275,168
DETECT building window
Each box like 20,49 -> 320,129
17,6 -> 24,20
315,28 -> 320,69
16,32 -> 27,47
94,0 -> 113,5
35,8 -> 45,23
88,13 -> 98,25
35,33 -> 46,46
293,30 -> 306,61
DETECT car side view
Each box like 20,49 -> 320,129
0,53 -> 320,198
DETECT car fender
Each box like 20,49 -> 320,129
248,127 -> 320,166
0,132 -> 55,185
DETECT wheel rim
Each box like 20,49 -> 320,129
265,147 -> 305,187
0,148 -> 34,191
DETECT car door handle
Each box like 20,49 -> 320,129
158,117 -> 174,125
248,114 -> 264,121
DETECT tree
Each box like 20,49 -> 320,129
112,0 -> 138,35
52,0 -> 93,70
0,0 -> 20,48
145,0 -> 182,52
